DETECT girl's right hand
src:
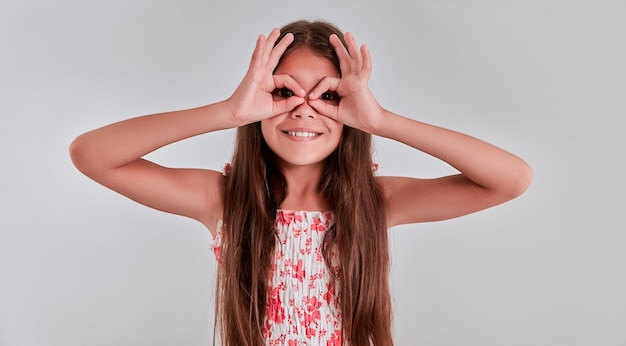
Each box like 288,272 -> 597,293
227,28 -> 306,126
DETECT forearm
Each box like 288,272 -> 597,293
70,100 -> 238,174
375,110 -> 532,196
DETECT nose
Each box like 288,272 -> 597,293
289,99 -> 316,119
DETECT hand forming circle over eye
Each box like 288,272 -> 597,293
227,29 -> 306,126
308,32 -> 386,134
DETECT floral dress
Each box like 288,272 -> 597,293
211,209 -> 342,345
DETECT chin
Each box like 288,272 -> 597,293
274,153 -> 330,168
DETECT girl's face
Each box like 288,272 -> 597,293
261,48 -> 343,169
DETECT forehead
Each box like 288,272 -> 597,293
275,48 -> 340,86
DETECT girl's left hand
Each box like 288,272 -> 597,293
308,32 -> 385,134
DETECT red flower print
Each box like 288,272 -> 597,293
210,228 -> 222,261
263,210 -> 342,344
278,210 -> 293,225
307,296 -> 322,313
309,273 -> 319,289
267,286 -> 285,324
315,247 -> 323,262
222,163 -> 232,176
311,216 -> 326,232
263,318 -> 272,339
305,319 -> 317,338
304,296 -> 323,337
292,259 -> 305,282
326,329 -> 342,346
323,282 -> 335,305
278,210 -> 303,225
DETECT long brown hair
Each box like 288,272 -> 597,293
216,20 -> 393,345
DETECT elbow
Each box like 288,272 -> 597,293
69,134 -> 95,176
506,161 -> 533,199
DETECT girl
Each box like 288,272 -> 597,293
70,20 -> 532,346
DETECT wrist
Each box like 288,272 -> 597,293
369,109 -> 393,136
193,100 -> 247,132
222,98 -> 249,128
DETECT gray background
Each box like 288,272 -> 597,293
1,0 -> 625,345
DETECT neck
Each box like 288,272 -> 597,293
279,163 -> 328,211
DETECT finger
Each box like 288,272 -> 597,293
262,28 -> 281,57
361,44 -> 372,78
267,32 -> 294,69
308,99 -> 339,120
308,76 -> 340,100
344,32 -> 363,72
248,34 -> 267,68
273,74 -> 305,97
329,34 -> 351,75
273,96 -> 305,115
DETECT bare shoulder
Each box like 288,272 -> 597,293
182,168 -> 225,235
132,165 -> 226,236
376,175 -> 434,226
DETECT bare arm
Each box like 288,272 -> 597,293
69,102 -> 236,234
375,112 -> 532,227
309,32 -> 532,228
70,29 -> 306,235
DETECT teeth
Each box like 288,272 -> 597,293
287,131 -> 319,137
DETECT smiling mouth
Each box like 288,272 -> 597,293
284,131 -> 321,138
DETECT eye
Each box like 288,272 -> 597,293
273,88 -> 294,98
320,91 -> 340,104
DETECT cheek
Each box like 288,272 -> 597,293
260,120 -> 276,143
326,120 -> 344,140
326,124 -> 344,153
260,119 -> 284,156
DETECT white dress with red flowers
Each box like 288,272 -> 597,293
211,209 -> 342,345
